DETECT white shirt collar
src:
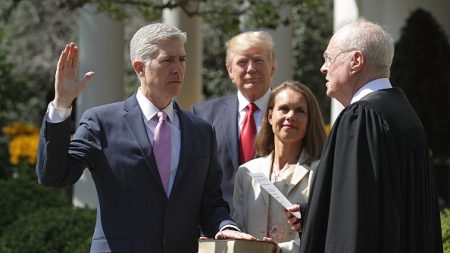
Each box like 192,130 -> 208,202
136,88 -> 175,122
350,78 -> 392,104
237,88 -> 271,112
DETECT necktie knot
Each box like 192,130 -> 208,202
247,103 -> 257,113
156,111 -> 168,123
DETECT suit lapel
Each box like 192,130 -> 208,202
223,96 -> 240,170
171,102 -> 191,192
122,95 -> 165,191
256,154 -> 273,207
256,152 -> 311,203
286,151 -> 311,195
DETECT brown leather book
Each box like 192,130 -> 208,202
198,239 -> 282,253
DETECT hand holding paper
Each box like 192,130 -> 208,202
250,172 -> 301,219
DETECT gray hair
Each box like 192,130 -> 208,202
225,31 -> 276,68
129,23 -> 187,64
334,19 -> 394,70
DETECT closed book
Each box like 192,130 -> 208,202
198,239 -> 282,253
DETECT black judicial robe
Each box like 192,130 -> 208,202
300,88 -> 443,253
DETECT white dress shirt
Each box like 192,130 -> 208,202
237,88 -> 271,135
136,89 -> 180,197
350,78 -> 393,104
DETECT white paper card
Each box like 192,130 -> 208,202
251,172 -> 301,219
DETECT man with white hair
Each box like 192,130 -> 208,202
36,23 -> 255,253
287,19 -> 443,253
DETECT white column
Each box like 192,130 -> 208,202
74,4 -> 124,208
163,7 -> 203,109
330,0 -> 359,124
268,5 -> 293,87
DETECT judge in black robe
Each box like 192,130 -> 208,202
297,20 -> 443,253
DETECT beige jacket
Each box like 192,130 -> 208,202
232,151 -> 319,253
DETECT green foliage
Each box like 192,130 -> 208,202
291,0 -> 332,123
0,178 -> 70,235
94,0 -> 129,20
0,206 -> 95,253
201,1 -> 333,106
1,0 -> 78,126
0,32 -> 27,124
200,1 -> 242,34
441,209 -> 450,253
0,29 -> 30,179
136,4 -> 162,20
53,0 -> 317,33
0,0 -> 332,116
201,20 -> 237,98
391,8 -> 450,160
237,1 -> 281,30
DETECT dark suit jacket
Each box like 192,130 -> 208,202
36,94 -> 235,253
191,95 -> 240,211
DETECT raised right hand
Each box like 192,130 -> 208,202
53,42 -> 95,109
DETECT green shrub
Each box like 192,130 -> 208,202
442,209 -> 450,253
391,8 -> 450,161
0,178 -> 69,235
0,206 -> 95,253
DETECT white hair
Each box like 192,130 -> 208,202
334,19 -> 394,70
129,23 -> 187,64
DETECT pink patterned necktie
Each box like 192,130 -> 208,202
153,111 -> 171,194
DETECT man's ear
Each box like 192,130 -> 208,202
226,62 -> 234,81
133,60 -> 145,76
350,51 -> 364,73
270,64 -> 276,78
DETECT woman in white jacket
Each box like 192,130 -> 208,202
232,81 -> 326,253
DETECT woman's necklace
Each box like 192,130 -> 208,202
270,157 -> 288,182
270,148 -> 302,182
271,165 -> 282,182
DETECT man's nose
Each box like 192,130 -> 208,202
246,61 -> 257,72
320,62 -> 328,74
173,60 -> 184,73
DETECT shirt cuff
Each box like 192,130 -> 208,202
47,102 -> 72,123
214,225 -> 241,239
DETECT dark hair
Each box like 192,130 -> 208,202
254,80 -> 326,164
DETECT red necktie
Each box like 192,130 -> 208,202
240,103 -> 257,164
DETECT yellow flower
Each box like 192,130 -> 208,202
3,122 -> 39,137
5,123 -> 40,165
324,124 -> 331,135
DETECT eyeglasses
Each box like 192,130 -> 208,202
323,48 -> 357,68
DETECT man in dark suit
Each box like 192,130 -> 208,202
36,23 -> 255,253
192,31 -> 276,211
